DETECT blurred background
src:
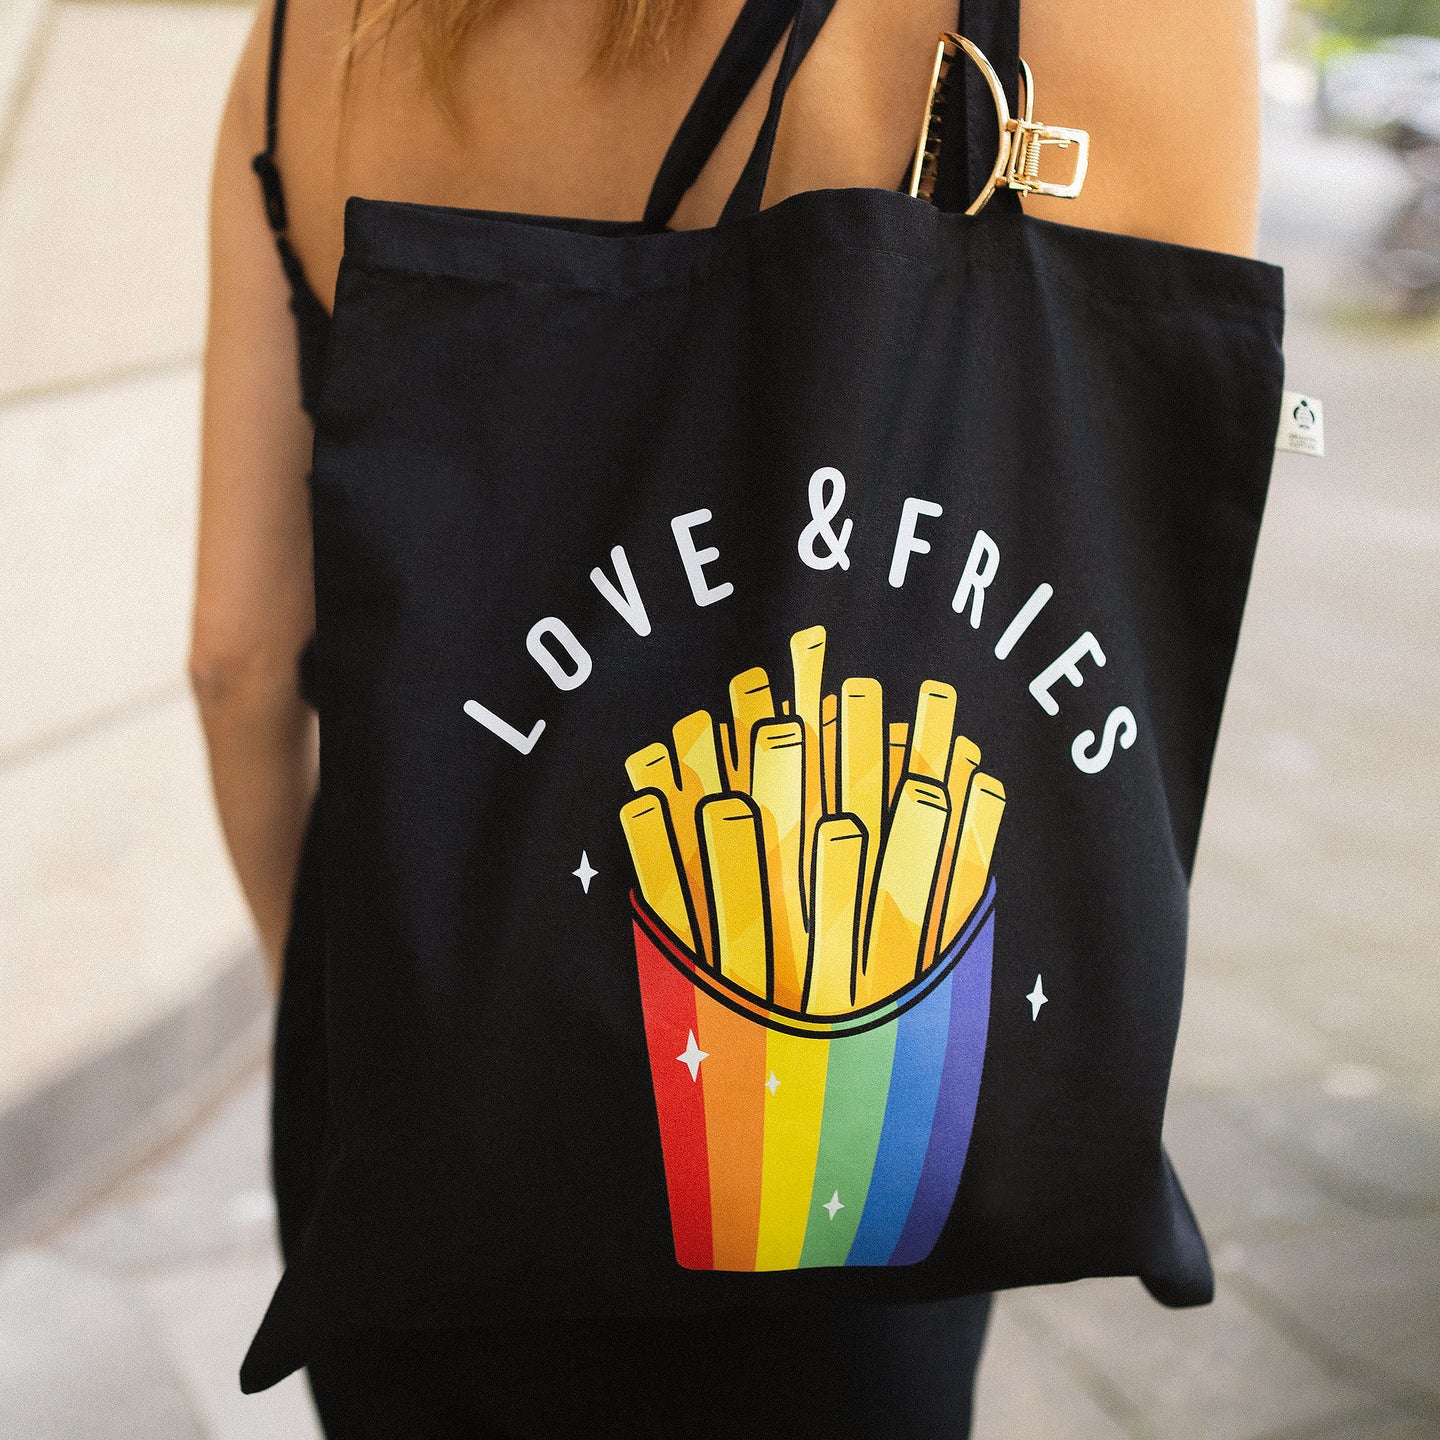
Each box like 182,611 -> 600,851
0,0 -> 1436,1435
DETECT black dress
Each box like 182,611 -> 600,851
251,0 -> 992,1434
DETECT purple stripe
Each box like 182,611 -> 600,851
888,887 -> 995,1266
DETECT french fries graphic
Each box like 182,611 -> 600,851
620,627 -> 1004,1016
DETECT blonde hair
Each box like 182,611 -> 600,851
343,0 -> 689,120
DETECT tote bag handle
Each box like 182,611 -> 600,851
718,0 -> 1026,224
643,0 -> 805,230
933,0 -> 1024,216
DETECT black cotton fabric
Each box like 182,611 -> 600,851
242,0 -> 1285,1402
302,1295 -> 992,1439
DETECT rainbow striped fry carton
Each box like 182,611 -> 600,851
631,875 -> 994,1271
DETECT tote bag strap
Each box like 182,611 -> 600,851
717,0 -> 1024,224
643,0 -> 805,230
933,0 -> 1024,216
717,0 -> 839,223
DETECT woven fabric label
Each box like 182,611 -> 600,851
1277,391 -> 1325,456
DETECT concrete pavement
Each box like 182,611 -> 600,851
3,1073 -> 321,1439
0,0 -> 264,1247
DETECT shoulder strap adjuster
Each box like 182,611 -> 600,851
251,151 -> 290,235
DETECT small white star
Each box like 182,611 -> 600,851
677,1030 -> 709,1081
765,1071 -> 780,1095
823,1190 -> 844,1221
572,851 -> 597,893
1026,975 -> 1048,1020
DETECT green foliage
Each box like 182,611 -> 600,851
1297,0 -> 1440,40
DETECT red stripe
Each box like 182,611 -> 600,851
633,914 -> 714,1269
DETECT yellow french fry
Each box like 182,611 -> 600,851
670,711 -> 724,964
626,729 -> 710,965
921,735 -> 982,969
620,791 -> 696,953
908,681 -> 958,781
790,626 -> 827,916
938,775 -> 1006,954
821,693 -> 838,816
726,666 -> 774,792
887,722 -> 909,806
803,816 -> 866,1015
839,678 -> 885,939
698,794 -> 771,1000
625,741 -> 675,796
674,710 -> 723,796
858,777 -> 949,1006
751,719 -> 808,1010
620,632 -> 1006,1023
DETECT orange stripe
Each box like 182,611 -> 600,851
695,993 -> 768,1270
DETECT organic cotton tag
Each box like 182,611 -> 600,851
1276,391 -> 1324,456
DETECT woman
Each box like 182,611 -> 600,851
192,0 -> 1263,1433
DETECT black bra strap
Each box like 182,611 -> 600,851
251,0 -> 292,234
262,0 -> 288,156
933,0 -> 1023,216
643,0 -> 804,230
718,0 -> 838,223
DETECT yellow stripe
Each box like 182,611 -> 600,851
755,1028 -> 830,1270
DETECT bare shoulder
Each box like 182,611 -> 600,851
1018,0 -> 1262,255
803,0 -> 1261,256
218,0 -> 275,159
250,0 -> 1263,308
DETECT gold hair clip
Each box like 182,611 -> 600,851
908,33 -> 1090,215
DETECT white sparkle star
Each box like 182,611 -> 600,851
677,1030 -> 709,1081
823,1191 -> 844,1221
765,1071 -> 780,1095
572,851 -> 597,893
1026,975 -> 1048,1020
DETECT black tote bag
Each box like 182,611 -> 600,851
243,0 -> 1284,1390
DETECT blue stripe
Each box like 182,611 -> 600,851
889,898 -> 994,1264
844,965 -> 955,1265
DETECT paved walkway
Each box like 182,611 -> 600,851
1,6 -> 1436,1435
0,0 -> 263,1243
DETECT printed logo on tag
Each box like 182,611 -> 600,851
1277,391 -> 1324,456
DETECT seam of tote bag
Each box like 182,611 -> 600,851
342,247 -> 1278,323
340,243 -> 953,296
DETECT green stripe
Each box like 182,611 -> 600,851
796,1007 -> 900,1267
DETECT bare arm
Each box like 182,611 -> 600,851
191,0 -> 317,994
1018,0 -> 1262,255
